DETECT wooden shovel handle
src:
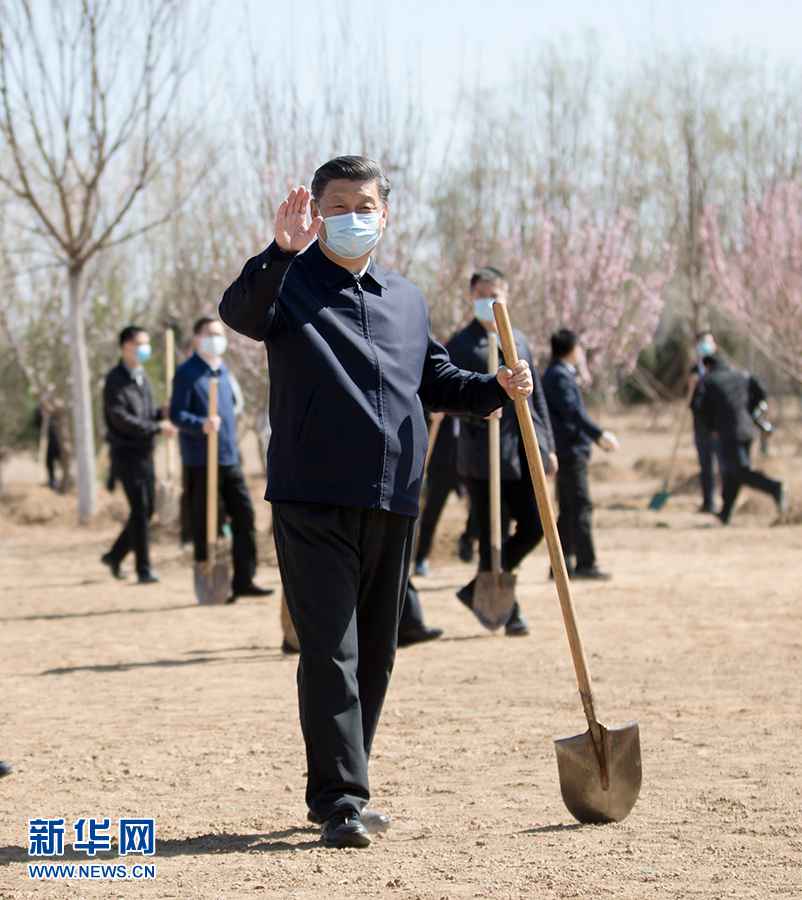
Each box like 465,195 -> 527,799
493,301 -> 601,733
165,328 -> 176,481
663,404 -> 691,492
487,335 -> 503,575
207,377 -> 219,560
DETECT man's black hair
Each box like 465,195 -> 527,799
193,316 -> 217,335
119,325 -> 146,347
470,266 -> 506,290
551,328 -> 578,360
311,156 -> 390,203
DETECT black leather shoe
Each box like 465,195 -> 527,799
310,808 -> 390,835
573,567 -> 612,581
232,583 -> 275,598
457,533 -> 474,563
321,810 -> 371,848
137,571 -> 160,585
101,553 -> 125,580
398,625 -> 443,648
504,603 -> 530,637
0,761 -> 12,778
281,639 -> 300,655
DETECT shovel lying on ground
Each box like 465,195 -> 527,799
649,405 -> 690,511
493,300 -> 641,824
473,333 -> 516,630
156,327 -> 181,525
194,376 -> 230,605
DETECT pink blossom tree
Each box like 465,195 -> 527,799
702,181 -> 802,383
504,206 -> 673,382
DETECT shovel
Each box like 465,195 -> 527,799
473,333 -> 516,630
194,376 -> 230,605
493,300 -> 641,824
649,405 -> 690,511
156,327 -> 181,524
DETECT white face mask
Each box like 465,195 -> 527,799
321,212 -> 383,259
200,335 -> 227,358
474,297 -> 495,323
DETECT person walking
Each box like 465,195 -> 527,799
219,156 -> 533,848
543,329 -> 618,581
448,267 -> 557,637
690,331 -> 724,513
700,355 -> 786,525
170,317 -> 273,602
101,326 -> 176,584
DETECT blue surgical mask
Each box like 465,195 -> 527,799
697,339 -> 715,358
321,212 -> 383,259
200,335 -> 227,358
474,298 -> 495,323
135,344 -> 152,364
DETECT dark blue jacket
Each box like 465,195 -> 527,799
446,319 -> 554,480
219,240 -> 506,516
542,359 -> 602,462
170,353 -> 240,467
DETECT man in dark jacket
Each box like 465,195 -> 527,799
170,317 -> 272,601
700,356 -> 786,524
543,329 -> 618,580
219,156 -> 532,849
689,331 -> 723,513
448,267 -> 557,637
102,326 -> 176,583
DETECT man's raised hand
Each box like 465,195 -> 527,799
275,186 -> 324,253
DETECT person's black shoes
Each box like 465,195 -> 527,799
100,553 -> 125,580
137,571 -> 160,585
504,603 -> 529,637
281,639 -> 300,655
716,511 -> 731,526
698,504 -> 716,515
320,810 -> 371,849
232,584 -> 275,599
0,760 -> 12,778
398,625 -> 443,648
310,808 -> 390,836
457,533 -> 474,563
572,567 -> 612,581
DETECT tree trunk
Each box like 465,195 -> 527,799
67,265 -> 97,523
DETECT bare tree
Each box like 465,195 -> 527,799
0,0 -> 205,522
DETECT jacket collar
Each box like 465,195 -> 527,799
304,240 -> 388,291
192,352 -> 227,377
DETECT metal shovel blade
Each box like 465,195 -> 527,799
472,570 -> 516,631
648,488 -> 670,511
554,721 -> 642,824
193,555 -> 230,605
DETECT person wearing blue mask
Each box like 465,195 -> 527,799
219,155 -> 533,849
448,268 -> 557,635
689,330 -> 724,514
170,317 -> 273,603
102,326 -> 177,583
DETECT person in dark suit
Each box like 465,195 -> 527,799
543,329 -> 618,581
699,355 -> 786,525
689,331 -> 724,513
219,157 -> 533,849
34,402 -> 63,490
414,413 -> 476,575
101,326 -> 177,583
170,317 -> 272,602
447,267 -> 557,637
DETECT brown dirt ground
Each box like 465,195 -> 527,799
1,407 -> 801,899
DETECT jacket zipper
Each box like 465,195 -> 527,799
355,275 -> 387,508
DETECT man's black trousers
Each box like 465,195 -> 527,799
556,457 -> 596,571
720,440 -> 781,522
415,467 -> 475,563
186,464 -> 257,592
272,502 -> 415,820
467,461 -> 543,572
107,452 -> 155,576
